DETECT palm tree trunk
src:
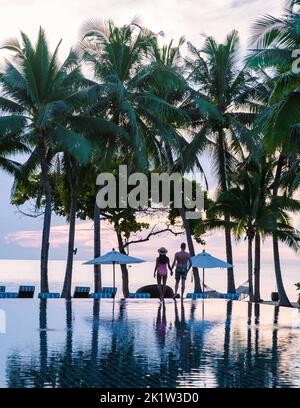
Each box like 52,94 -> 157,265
218,129 -> 236,294
248,236 -> 254,302
116,229 -> 129,298
61,189 -> 77,299
38,137 -> 51,293
254,233 -> 261,303
273,234 -> 291,307
178,207 -> 202,293
225,215 -> 235,293
272,155 -> 291,307
93,202 -> 102,293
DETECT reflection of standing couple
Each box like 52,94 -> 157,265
154,243 -> 192,301
155,301 -> 191,359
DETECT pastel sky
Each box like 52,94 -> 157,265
1,0 -> 297,266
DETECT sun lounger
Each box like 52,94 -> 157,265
128,293 -> 150,298
0,286 -> 5,293
102,287 -> 117,298
0,292 -> 18,298
18,285 -> 35,298
187,293 -> 209,299
73,286 -> 90,298
219,293 -> 239,300
38,292 -> 60,299
90,293 -> 113,299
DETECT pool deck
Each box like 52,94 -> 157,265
260,300 -> 300,308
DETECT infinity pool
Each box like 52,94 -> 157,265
0,299 -> 300,388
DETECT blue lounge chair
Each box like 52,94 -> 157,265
219,293 -> 239,300
18,285 -> 35,298
73,286 -> 90,298
128,293 -> 150,298
102,287 -> 117,298
38,292 -> 60,299
90,293 -> 113,299
0,286 -> 5,293
187,293 -> 209,299
0,292 -> 18,298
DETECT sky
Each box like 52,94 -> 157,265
0,0 -> 295,264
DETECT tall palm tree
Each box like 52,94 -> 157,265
0,28 -> 108,293
144,36 -> 206,292
248,0 -> 300,305
81,20 -> 192,295
187,30 -> 258,293
212,154 -> 300,303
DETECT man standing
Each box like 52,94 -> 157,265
172,243 -> 192,300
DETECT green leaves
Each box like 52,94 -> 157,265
0,115 -> 27,136
50,126 -> 91,164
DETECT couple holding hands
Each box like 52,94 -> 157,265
154,243 -> 192,301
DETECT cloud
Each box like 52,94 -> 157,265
4,216 -> 299,265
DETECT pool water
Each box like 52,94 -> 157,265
0,299 -> 300,388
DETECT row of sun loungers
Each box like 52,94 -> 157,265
187,292 -> 240,300
0,285 -> 242,300
0,285 -> 35,298
0,286 -> 151,299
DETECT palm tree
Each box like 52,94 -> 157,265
81,20 -> 193,295
248,0 -> 300,305
145,36 -> 206,292
212,154 -> 300,303
0,133 -> 29,176
0,27 -> 117,294
60,155 -> 80,299
187,30 -> 258,294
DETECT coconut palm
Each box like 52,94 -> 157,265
0,28 -> 86,291
187,30 -> 258,293
0,133 -> 29,177
211,153 -> 300,303
81,20 -> 195,295
0,28 -> 123,294
247,0 -> 300,305
143,36 -> 207,292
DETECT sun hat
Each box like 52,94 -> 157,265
158,247 -> 168,255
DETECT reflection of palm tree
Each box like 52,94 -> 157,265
215,301 -> 279,388
58,300 -> 74,387
271,306 -> 279,388
38,299 -> 48,387
254,303 -> 260,356
6,300 -> 298,388
216,301 -> 233,387
90,300 -> 100,380
223,301 -> 233,384
246,303 -> 253,369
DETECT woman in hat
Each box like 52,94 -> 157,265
154,247 -> 173,301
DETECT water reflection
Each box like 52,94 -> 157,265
4,299 -> 300,388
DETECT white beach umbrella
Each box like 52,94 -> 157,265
192,250 -> 233,292
84,248 -> 145,290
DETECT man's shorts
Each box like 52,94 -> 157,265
175,266 -> 188,281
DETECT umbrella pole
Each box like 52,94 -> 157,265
203,268 -> 205,293
113,261 -> 116,291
